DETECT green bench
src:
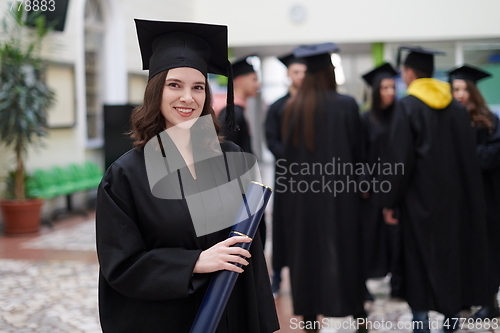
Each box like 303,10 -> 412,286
27,161 -> 103,221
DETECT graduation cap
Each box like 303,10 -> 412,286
362,62 -> 398,87
277,53 -> 306,68
231,55 -> 257,78
397,46 -> 446,75
293,43 -> 340,73
134,19 -> 236,130
447,64 -> 492,84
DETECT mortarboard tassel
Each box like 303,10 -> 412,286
224,60 -> 237,132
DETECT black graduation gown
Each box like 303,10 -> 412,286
265,94 -> 289,159
96,141 -> 279,333
476,115 -> 500,295
281,91 -> 366,317
360,109 -> 400,280
380,95 -> 489,316
264,93 -> 290,271
219,105 -> 252,154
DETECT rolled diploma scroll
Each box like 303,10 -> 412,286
189,181 -> 273,333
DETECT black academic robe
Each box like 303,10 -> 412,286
219,105 -> 252,154
281,91 -> 366,317
264,93 -> 290,271
380,95 -> 489,316
96,141 -> 279,333
360,109 -> 401,280
265,94 -> 289,159
476,115 -> 500,296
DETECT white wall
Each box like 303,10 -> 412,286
194,0 -> 500,46
122,1 -> 197,74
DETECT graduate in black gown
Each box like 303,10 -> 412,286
381,47 -> 489,333
449,65 -> 500,319
264,53 -> 306,296
359,63 -> 402,297
280,43 -> 366,333
219,56 -> 259,154
95,19 -> 279,333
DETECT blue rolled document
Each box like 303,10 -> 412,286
189,181 -> 273,333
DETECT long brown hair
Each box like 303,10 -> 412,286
130,70 -> 221,148
462,80 -> 494,131
371,78 -> 395,122
282,64 -> 337,151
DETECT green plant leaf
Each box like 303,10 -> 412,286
0,3 -> 55,200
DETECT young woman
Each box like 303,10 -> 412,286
95,19 -> 279,333
281,43 -> 366,333
449,64 -> 500,319
359,63 -> 402,298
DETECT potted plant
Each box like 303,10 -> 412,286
0,7 -> 55,234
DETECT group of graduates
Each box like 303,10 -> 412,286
222,44 -> 500,333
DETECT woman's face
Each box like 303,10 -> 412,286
379,78 -> 396,109
452,79 -> 470,106
161,67 -> 206,129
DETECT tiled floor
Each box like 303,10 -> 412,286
0,214 -> 99,333
1,212 -> 499,333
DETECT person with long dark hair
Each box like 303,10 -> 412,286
95,19 -> 279,333
449,64 -> 500,319
359,63 -> 402,298
280,43 -> 366,333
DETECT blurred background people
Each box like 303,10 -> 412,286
359,62 -> 402,299
281,43 -> 366,333
381,47 -> 490,333
266,53 -> 307,158
219,55 -> 260,154
448,65 -> 500,319
218,56 -> 267,246
265,52 -> 307,297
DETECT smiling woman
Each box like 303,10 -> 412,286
129,68 -> 218,148
94,19 -> 279,333
162,68 -> 206,128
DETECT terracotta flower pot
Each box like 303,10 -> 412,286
0,199 -> 44,235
